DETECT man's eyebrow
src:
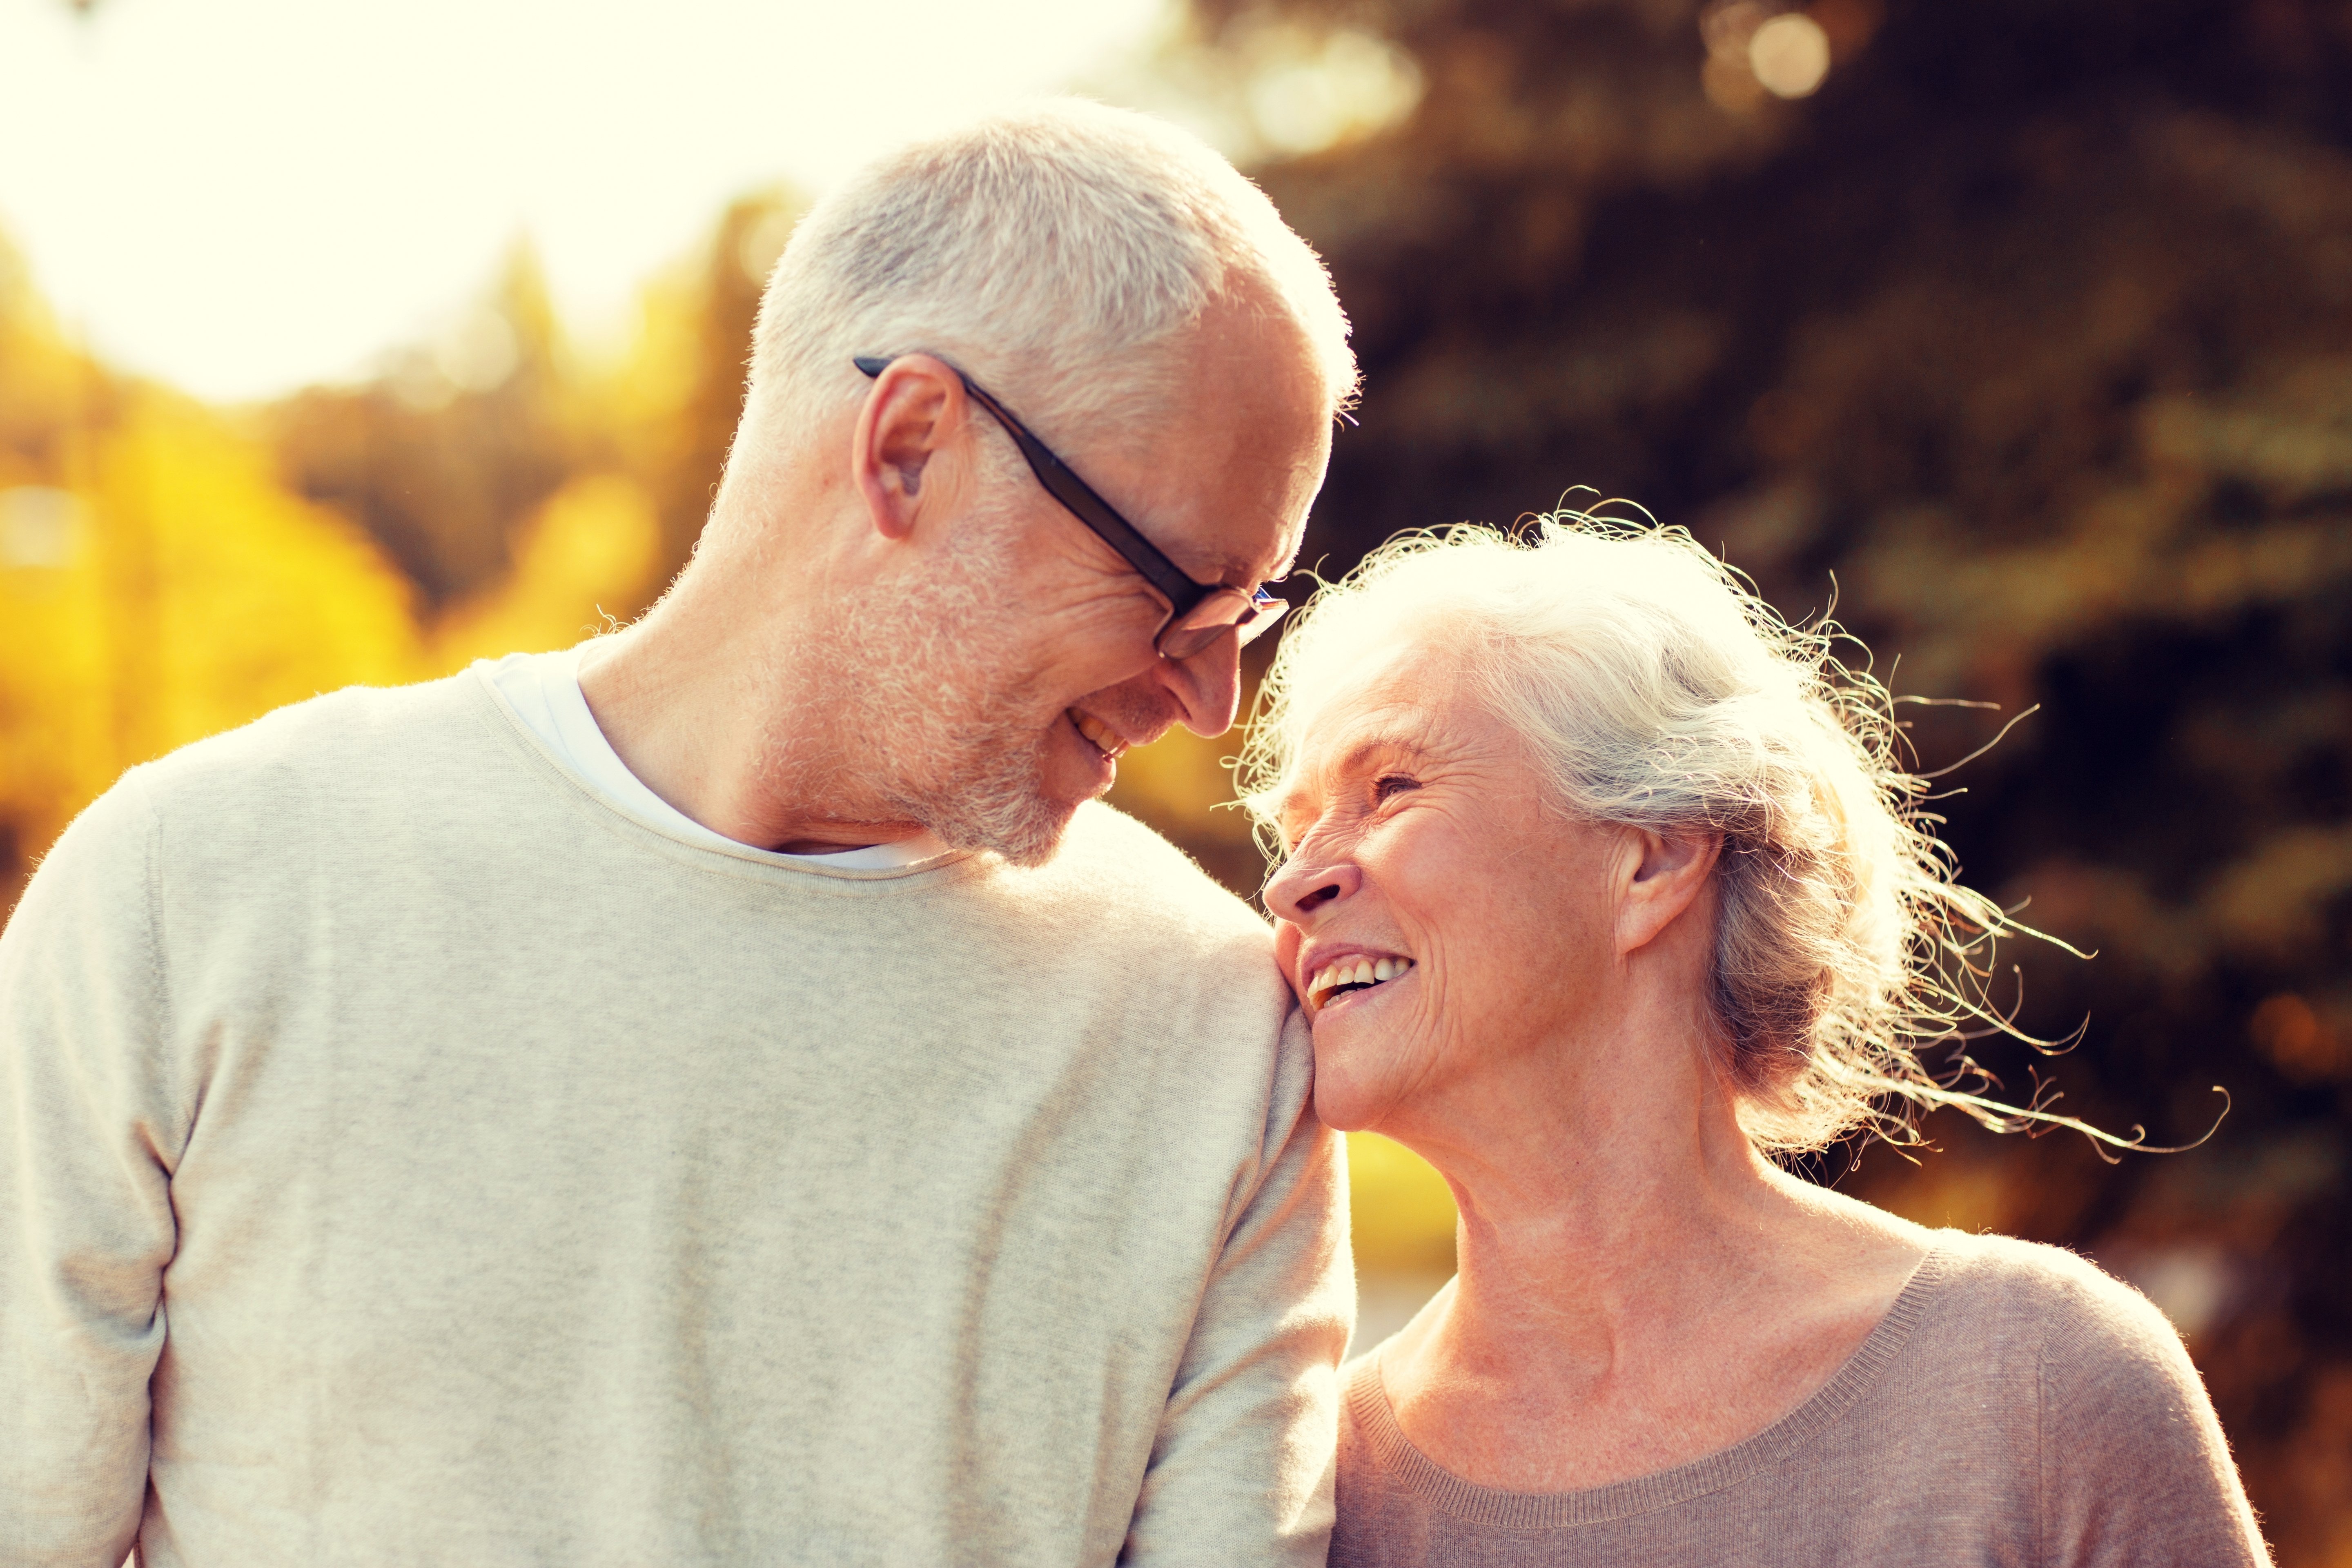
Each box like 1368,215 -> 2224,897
1217,551 -> 1270,586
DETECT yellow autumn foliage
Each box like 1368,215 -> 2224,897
434,474 -> 663,668
0,401 -> 663,866
0,209 -> 689,880
2,394 -> 413,856
1345,1131 -> 1458,1276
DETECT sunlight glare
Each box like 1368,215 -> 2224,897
0,0 -> 1166,402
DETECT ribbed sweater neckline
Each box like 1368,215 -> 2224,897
1350,1240 -> 1958,1529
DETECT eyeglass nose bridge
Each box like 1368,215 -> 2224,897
1158,588 -> 1290,661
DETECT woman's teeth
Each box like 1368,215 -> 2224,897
1306,956 -> 1415,1009
1071,710 -> 1129,760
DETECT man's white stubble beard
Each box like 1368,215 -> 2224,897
783,500 -> 1075,868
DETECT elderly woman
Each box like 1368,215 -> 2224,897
1248,520 -> 2267,1566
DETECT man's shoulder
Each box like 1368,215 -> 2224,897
14,673 -> 500,940
1050,801 -> 1275,951
129,669 -> 499,817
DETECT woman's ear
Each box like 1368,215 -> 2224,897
850,355 -> 969,541
1616,829 -> 1722,957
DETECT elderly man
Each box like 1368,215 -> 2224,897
1,102 -> 1355,1566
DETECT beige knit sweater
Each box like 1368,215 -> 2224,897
1332,1232 -> 2269,1566
0,669 -> 1350,1568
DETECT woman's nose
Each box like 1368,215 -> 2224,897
1265,851 -> 1361,923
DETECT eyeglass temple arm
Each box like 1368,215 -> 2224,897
854,354 -> 1210,617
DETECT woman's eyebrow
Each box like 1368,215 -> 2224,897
1278,731 -> 1434,831
1328,732 -> 1433,775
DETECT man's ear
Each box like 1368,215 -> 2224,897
1615,828 -> 1722,958
850,355 -> 970,541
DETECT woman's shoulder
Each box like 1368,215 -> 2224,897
1919,1230 -> 2224,1433
1918,1232 -> 2268,1559
1926,1230 -> 2183,1357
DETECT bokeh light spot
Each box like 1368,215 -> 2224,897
0,487 -> 80,569
1245,27 -> 1423,158
1750,13 -> 1832,99
434,308 -> 519,394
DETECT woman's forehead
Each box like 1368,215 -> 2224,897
1280,656 -> 1465,802
1295,659 -> 1444,755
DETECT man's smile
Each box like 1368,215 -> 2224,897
1068,708 -> 1133,760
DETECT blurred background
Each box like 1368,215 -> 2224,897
4,0 -> 2349,1556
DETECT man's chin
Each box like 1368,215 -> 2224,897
989,814 -> 1080,869
895,714 -> 1107,867
931,797 -> 1079,868
918,766 -> 1086,868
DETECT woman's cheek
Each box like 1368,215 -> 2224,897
1273,919 -> 1305,998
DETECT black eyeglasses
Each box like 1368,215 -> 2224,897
855,354 -> 1287,660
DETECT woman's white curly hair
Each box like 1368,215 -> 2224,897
1241,508 -> 2134,1157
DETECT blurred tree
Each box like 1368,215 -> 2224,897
0,232 -> 676,921
1172,0 -> 2352,1555
605,189 -> 803,599
267,244 -> 588,608
433,474 -> 664,667
261,192 -> 804,621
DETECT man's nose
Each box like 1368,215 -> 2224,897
1265,849 -> 1360,924
1156,630 -> 1243,737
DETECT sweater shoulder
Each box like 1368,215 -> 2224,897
127,673 -> 497,818
1939,1233 -> 2174,1334
1051,800 -> 1276,956
119,674 -> 518,899
131,677 -> 489,799
1934,1232 -> 2200,1396
1934,1240 -> 2263,1557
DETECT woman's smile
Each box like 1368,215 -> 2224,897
1301,951 -> 1419,1013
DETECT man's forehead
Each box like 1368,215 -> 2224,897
1159,492 -> 1307,586
1120,296 -> 1328,586
1254,518 -> 1309,584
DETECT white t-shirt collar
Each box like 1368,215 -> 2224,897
484,646 -> 949,870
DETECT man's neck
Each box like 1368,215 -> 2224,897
576,571 -> 929,856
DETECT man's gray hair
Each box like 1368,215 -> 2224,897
731,98 -> 1356,489
1243,514 -> 2065,1156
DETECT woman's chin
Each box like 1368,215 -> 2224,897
1312,1081 -> 1376,1133
1307,1040 -> 1401,1133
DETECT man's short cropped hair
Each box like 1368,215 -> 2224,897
732,98 -> 1357,485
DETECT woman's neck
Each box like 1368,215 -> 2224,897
1373,1022 -> 1929,1492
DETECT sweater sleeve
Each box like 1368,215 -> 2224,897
2037,1259 -> 2271,1568
1,775 -> 181,1568
1120,1008 -> 1353,1567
